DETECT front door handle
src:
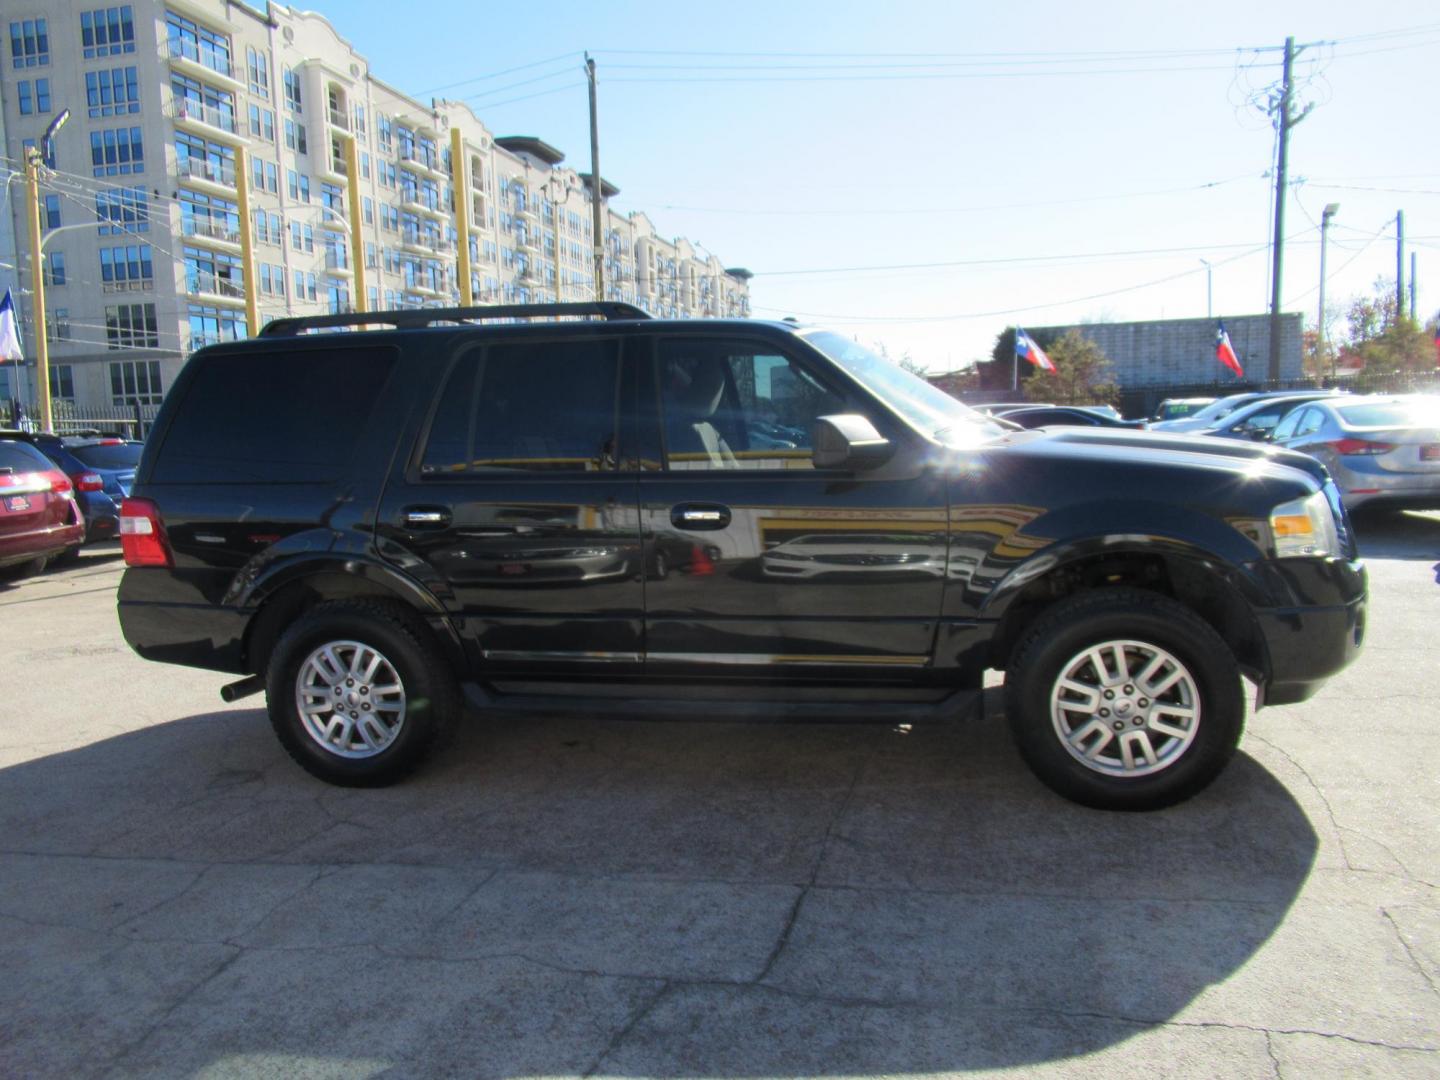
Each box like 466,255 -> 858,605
671,503 -> 731,530
402,506 -> 452,529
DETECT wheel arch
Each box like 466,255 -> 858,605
237,555 -> 466,679
982,539 -> 1272,686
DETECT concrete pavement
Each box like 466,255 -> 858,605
0,516 -> 1437,1078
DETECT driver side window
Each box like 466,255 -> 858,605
658,340 -> 847,471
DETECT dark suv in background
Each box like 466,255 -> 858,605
117,304 -> 1366,810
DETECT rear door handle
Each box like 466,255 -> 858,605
402,506 -> 452,528
671,503 -> 731,530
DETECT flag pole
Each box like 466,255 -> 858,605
1012,327 -> 1019,392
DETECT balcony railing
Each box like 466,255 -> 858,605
176,156 -> 237,187
324,250 -> 349,270
183,219 -> 241,244
398,146 -> 440,171
168,96 -> 238,135
327,108 -> 350,131
163,36 -> 235,80
187,270 -> 245,299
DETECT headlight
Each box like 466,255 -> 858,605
1269,491 -> 1340,558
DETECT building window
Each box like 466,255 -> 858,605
293,270 -> 317,301
187,305 -> 243,351
173,132 -> 234,186
9,18 -> 48,67
164,11 -> 231,79
287,170 -> 310,203
326,280 -> 350,314
170,70 -> 235,133
289,221 -> 314,253
179,190 -> 239,244
17,76 -> 49,114
282,66 -> 302,112
81,7 -> 134,59
109,359 -> 163,405
250,156 -> 278,193
284,118 -> 307,154
42,194 -> 60,230
184,246 -> 243,299
90,126 -> 144,177
105,303 -> 158,349
95,186 -> 148,235
248,104 -> 275,142
246,45 -> 269,98
85,66 -> 140,118
44,251 -> 65,286
51,361 -> 74,397
99,244 -> 153,290
259,263 -> 286,297
362,196 -> 374,225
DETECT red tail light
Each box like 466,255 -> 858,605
1328,438 -> 1395,456
76,472 -> 104,492
119,497 -> 173,567
47,471 -> 73,495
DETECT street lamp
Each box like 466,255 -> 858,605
1199,258 -> 1212,319
26,107 -> 70,433
1319,203 -> 1340,379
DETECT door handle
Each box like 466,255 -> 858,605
402,506 -> 451,528
671,503 -> 731,530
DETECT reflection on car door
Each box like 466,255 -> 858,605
376,335 -> 644,677
635,333 -> 948,681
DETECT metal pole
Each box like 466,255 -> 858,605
24,147 -> 51,434
233,145 -> 261,336
1319,203 -> 1335,378
1396,210 -> 1405,324
1411,252 -> 1418,321
451,127 -> 472,307
1267,36 -> 1295,383
1200,258 -> 1212,318
343,135 -> 366,313
1011,330 -> 1019,392
586,55 -> 605,302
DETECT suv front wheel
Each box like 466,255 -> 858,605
265,600 -> 459,786
1005,589 -> 1244,810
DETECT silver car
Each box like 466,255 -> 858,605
1269,395 -> 1440,510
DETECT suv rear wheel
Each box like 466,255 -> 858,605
265,600 -> 458,786
1005,589 -> 1244,810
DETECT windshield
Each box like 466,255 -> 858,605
801,331 -> 1003,447
1184,395 -> 1257,424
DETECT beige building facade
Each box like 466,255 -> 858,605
0,0 -> 751,417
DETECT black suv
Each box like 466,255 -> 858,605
117,304 -> 1366,809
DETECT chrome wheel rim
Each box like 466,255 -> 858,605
1050,639 -> 1200,778
295,640 -> 407,759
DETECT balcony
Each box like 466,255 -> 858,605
317,153 -> 348,183
400,229 -> 440,255
324,250 -> 352,275
400,192 -> 447,220
175,156 -> 237,193
317,207 -> 349,232
327,107 -> 351,132
186,270 -> 247,306
163,36 -> 244,91
168,97 -> 244,145
182,218 -> 242,251
398,146 -> 445,177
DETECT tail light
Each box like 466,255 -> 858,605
76,472 -> 104,492
47,471 -> 73,495
1328,438 -> 1395,456
119,497 -> 173,567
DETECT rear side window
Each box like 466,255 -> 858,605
68,443 -> 143,469
151,346 -> 397,483
421,339 -> 620,474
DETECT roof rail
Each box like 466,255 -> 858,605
258,302 -> 651,337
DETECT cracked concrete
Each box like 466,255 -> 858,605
1,517 -> 1438,1077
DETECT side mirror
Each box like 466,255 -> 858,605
812,414 -> 892,470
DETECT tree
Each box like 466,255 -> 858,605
1342,277 -> 1434,374
1042,329 -> 1120,407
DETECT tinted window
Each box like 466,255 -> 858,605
658,339 -> 847,471
0,440 -> 55,473
152,345 -> 396,483
1338,400 -> 1440,427
1271,408 -> 1306,442
1294,408 -> 1326,437
421,339 -> 620,474
68,442 -> 143,468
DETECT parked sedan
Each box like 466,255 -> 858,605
1151,389 -> 1343,433
1269,395 -> 1440,510
996,406 -> 1147,430
1193,392 -> 1343,442
0,439 -> 86,577
0,430 -> 134,548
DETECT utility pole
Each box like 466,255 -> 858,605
585,54 -> 605,302
1396,210 -> 1405,324
1411,252 -> 1418,321
23,146 -> 50,433
233,145 -> 260,336
1267,36 -> 1313,382
1200,258 -> 1212,318
1319,202 -> 1338,379
343,134 -> 366,313
452,126 -> 472,307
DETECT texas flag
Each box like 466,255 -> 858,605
0,287 -> 22,364
1215,323 -> 1243,377
1016,327 -> 1056,373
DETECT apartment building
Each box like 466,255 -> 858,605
0,1 -> 752,416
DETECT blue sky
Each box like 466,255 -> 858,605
308,0 -> 1439,371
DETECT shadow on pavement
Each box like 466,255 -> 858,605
1352,508 -> 1440,562
0,699 -> 1317,1076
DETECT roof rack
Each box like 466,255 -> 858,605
258,302 -> 651,337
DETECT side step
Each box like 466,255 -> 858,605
462,682 -> 982,724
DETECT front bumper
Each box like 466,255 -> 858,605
1255,558 -> 1368,706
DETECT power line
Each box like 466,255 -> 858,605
416,51 -> 583,97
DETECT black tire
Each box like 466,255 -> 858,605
50,546 -> 83,568
1004,588 -> 1244,811
265,600 -> 459,786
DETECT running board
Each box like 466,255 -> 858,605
462,682 -> 982,724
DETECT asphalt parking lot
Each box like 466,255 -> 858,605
2,515 -> 1438,1079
